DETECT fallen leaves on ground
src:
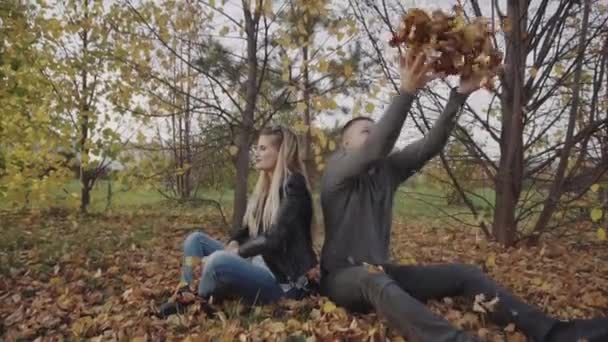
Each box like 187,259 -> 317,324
1,208 -> 607,341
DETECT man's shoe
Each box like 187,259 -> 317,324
157,300 -> 187,319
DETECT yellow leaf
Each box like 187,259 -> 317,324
268,321 -> 285,333
501,17 -> 512,33
316,130 -> 327,147
322,301 -> 336,313
318,59 -> 328,73
262,0 -> 273,17
293,122 -> 308,134
296,102 -> 307,113
316,162 -> 325,171
365,102 -> 375,113
590,208 -> 603,222
287,318 -> 301,329
328,99 -> 338,110
328,140 -> 336,151
591,184 -> 601,193
597,228 -> 607,241
530,67 -> 538,78
71,316 -> 93,336
219,26 -> 230,36
229,146 -> 238,156
343,63 -> 353,78
485,254 -> 496,269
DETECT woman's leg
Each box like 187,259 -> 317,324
181,231 -> 224,287
199,251 -> 284,305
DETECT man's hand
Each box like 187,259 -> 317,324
457,67 -> 499,94
226,241 -> 239,255
400,48 -> 442,94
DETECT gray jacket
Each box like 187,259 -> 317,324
320,89 -> 469,273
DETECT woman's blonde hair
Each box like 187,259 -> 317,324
243,126 -> 308,237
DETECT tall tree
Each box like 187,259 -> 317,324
277,0 -> 365,180
40,0 -> 143,213
349,0 -> 608,245
0,1 -> 70,207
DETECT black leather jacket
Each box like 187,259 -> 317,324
228,172 -> 318,284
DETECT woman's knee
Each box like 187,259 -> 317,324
183,231 -> 207,250
204,250 -> 236,274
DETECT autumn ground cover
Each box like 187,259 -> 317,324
1,204 -> 606,341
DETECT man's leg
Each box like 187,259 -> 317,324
199,251 -> 284,305
181,231 -> 224,286
321,266 -> 477,342
382,263 -> 608,342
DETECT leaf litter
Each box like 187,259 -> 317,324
0,209 -> 606,341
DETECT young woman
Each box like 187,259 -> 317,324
159,126 -> 318,317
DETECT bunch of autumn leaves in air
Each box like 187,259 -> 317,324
390,5 -> 503,90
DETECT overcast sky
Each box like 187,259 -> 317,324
104,0 -> 574,161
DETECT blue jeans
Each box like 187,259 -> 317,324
181,231 -> 297,305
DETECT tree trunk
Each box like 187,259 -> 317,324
184,40 -> 193,199
492,0 -> 528,246
302,45 -> 315,183
232,3 -> 260,232
79,1 -> 91,214
533,0 -> 590,233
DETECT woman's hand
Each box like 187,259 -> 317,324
226,241 -> 239,254
306,265 -> 320,282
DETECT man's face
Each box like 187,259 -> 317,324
343,119 -> 374,151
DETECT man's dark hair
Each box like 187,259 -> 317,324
340,116 -> 375,135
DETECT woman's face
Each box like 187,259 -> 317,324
254,134 -> 280,172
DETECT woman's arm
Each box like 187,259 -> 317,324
238,173 -> 309,258
227,226 -> 249,246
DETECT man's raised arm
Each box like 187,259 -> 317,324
323,50 -> 438,189
387,73 -> 488,183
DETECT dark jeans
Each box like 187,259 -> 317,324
321,263 -> 557,342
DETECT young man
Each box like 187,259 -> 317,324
319,49 -> 608,342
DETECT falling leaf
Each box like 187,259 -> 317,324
229,145 -> 238,156
365,102 -> 375,113
343,63 -> 353,78
296,102 -> 307,113
219,26 -> 230,36
318,59 -> 329,73
530,67 -> 538,78
328,140 -> 336,151
590,208 -> 603,222
597,228 -> 607,241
